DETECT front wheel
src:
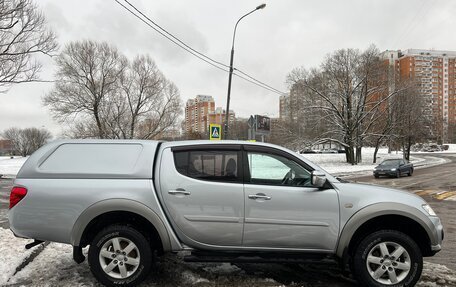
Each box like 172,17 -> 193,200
353,230 -> 422,287
88,225 -> 152,287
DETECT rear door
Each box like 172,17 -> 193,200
159,145 -> 244,247
242,145 -> 339,251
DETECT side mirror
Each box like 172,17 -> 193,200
311,170 -> 326,188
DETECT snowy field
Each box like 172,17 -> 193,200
0,156 -> 27,178
300,147 -> 449,177
1,228 -> 455,286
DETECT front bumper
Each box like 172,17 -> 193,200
373,170 -> 397,177
429,216 -> 444,255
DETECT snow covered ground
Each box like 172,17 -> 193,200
300,147 -> 449,177
0,156 -> 27,178
414,143 -> 456,153
1,228 -> 455,286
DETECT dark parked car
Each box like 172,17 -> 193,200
373,158 -> 413,178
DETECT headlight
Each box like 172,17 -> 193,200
390,168 -> 396,171
422,204 -> 437,216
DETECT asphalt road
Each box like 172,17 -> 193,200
349,153 -> 456,271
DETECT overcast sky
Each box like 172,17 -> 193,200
1,0 -> 456,137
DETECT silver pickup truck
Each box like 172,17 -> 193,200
8,140 -> 443,287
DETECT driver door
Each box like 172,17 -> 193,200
242,146 -> 339,251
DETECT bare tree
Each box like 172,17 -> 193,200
43,40 -> 128,138
287,46 -> 401,164
392,82 -> 428,160
44,40 -> 182,139
0,0 -> 57,92
117,55 -> 182,139
368,107 -> 395,163
268,117 -> 314,151
284,68 -> 332,150
228,118 -> 248,140
1,127 -> 21,154
2,127 -> 52,156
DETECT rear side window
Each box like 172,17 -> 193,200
174,150 -> 240,182
39,143 -> 142,174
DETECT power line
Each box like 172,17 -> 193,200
123,0 -> 230,69
390,0 -> 432,49
114,0 -> 229,73
233,72 -> 286,95
235,68 -> 286,94
114,0 -> 286,96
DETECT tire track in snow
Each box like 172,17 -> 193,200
5,242 -> 49,285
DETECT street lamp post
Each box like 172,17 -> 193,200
224,3 -> 266,140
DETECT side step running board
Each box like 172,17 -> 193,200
184,251 -> 333,264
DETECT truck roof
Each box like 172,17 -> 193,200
17,139 -> 161,179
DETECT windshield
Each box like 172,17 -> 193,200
379,159 -> 401,166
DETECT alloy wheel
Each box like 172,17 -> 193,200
366,241 -> 411,285
98,237 -> 141,279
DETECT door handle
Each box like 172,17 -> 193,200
168,188 -> 191,195
248,193 -> 271,200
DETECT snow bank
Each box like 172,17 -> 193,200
419,261 -> 456,286
445,144 -> 456,152
0,156 -> 27,178
0,228 -> 41,285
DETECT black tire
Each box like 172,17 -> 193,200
374,174 -> 379,179
88,225 -> 152,287
396,171 -> 400,178
353,230 -> 423,287
408,169 -> 413,176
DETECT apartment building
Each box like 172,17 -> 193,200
382,49 -> 456,142
279,88 -> 306,121
185,95 -> 215,134
0,139 -> 13,155
279,94 -> 290,120
207,107 -> 235,127
185,95 -> 236,135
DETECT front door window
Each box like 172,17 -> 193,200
247,152 -> 312,186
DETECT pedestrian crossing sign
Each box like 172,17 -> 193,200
209,124 -> 222,140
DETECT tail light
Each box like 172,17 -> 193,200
9,186 -> 28,209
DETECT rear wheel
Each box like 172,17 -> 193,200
88,225 -> 152,287
353,230 -> 422,287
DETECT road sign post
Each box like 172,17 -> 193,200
209,124 -> 222,140
248,115 -> 255,140
254,115 -> 270,142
